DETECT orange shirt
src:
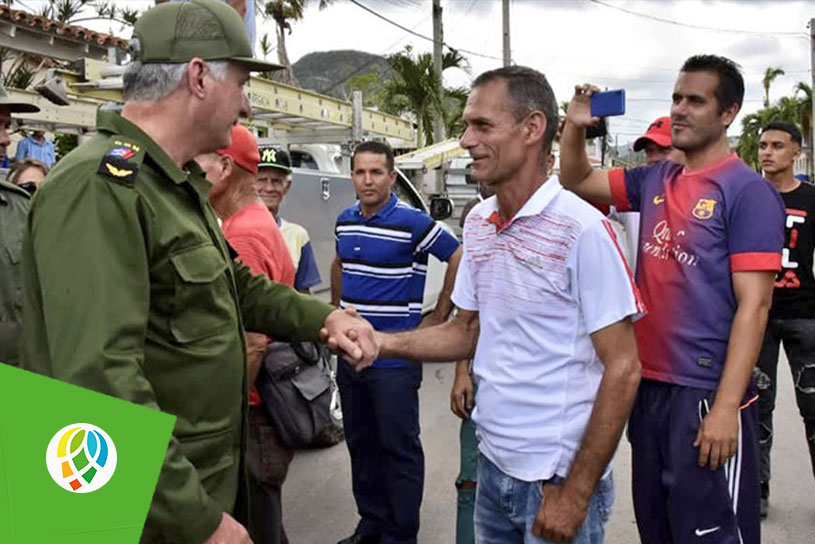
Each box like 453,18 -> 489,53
222,202 -> 295,406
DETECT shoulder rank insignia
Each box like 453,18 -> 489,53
98,139 -> 144,185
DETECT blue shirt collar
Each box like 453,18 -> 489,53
353,192 -> 398,220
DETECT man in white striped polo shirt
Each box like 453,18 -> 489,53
337,67 -> 644,544
331,140 -> 461,544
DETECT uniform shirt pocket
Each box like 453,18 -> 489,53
168,244 -> 236,343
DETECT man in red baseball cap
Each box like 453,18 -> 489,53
633,116 -> 684,165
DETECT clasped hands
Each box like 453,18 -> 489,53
320,307 -> 380,370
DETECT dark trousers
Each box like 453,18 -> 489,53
629,379 -> 760,544
247,405 -> 294,544
755,318 -> 815,490
337,361 -> 424,544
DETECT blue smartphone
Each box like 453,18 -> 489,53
590,89 -> 626,117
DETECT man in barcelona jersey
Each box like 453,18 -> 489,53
560,55 -> 785,543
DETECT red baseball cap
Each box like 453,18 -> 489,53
216,125 -> 260,174
633,116 -> 672,152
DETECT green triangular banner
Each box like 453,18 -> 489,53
0,364 -> 174,543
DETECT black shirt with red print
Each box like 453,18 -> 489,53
771,181 -> 815,319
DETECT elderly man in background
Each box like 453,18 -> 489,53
255,145 -> 322,293
19,2 -> 375,543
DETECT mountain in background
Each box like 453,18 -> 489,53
293,50 -> 390,103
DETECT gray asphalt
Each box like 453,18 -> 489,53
284,355 -> 815,543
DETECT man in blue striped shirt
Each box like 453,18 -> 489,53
331,141 -> 461,544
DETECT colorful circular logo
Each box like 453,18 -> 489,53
45,423 -> 117,493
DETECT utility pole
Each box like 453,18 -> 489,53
432,0 -> 445,145
502,0 -> 511,67
809,18 -> 815,181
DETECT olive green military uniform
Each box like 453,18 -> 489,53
20,110 -> 334,543
0,180 -> 29,366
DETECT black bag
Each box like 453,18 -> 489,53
256,341 -> 344,449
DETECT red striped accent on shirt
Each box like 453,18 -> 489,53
601,219 -> 646,313
730,252 -> 782,272
609,169 -> 631,212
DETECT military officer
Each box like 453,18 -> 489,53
0,83 -> 39,367
19,2 -> 376,543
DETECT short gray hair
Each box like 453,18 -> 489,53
123,47 -> 230,102
472,66 -> 559,155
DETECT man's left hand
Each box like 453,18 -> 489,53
531,483 -> 588,542
320,308 -> 379,370
694,403 -> 739,470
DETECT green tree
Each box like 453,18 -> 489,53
380,46 -> 468,147
442,86 -> 468,139
259,32 -> 274,60
762,66 -> 785,108
263,0 -> 332,86
33,0 -> 140,28
344,71 -> 382,106
736,82 -> 811,173
794,81 -> 812,145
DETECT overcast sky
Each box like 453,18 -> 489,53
21,0 -> 814,144
265,0 -> 814,144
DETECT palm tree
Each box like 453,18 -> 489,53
794,82 -> 812,143
794,81 -> 813,178
762,67 -> 785,108
380,46 -> 469,146
264,0 -> 332,86
442,86 -> 469,139
38,0 -> 88,23
736,83 -> 812,173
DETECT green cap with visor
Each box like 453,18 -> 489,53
132,0 -> 283,73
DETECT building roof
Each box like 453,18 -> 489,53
0,6 -> 129,51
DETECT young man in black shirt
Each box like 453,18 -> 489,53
756,121 -> 815,518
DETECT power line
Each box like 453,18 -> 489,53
348,0 -> 503,62
587,0 -> 808,39
462,0 -> 480,19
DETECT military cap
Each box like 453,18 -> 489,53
132,0 -> 282,73
0,82 -> 40,113
257,145 -> 292,173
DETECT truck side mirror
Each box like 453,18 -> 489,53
429,197 -> 453,221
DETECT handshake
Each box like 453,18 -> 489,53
319,307 -> 382,371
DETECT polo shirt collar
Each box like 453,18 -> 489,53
484,175 -> 562,232
96,110 -> 192,185
353,192 -> 399,220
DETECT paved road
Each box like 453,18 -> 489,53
284,357 -> 815,543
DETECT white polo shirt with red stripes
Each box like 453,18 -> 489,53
452,176 -> 645,482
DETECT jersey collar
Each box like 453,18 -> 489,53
679,152 -> 739,178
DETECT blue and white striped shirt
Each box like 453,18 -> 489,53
336,193 -> 459,368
